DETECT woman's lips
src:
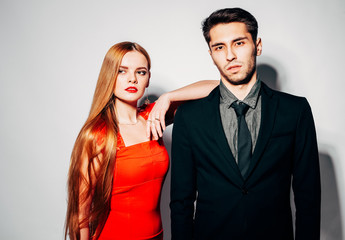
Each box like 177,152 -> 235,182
125,87 -> 138,93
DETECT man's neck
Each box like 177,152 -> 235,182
221,75 -> 257,101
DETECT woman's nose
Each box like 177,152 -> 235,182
128,73 -> 138,83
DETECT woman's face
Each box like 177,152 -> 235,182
114,51 -> 150,104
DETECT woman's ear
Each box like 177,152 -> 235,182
146,71 -> 151,87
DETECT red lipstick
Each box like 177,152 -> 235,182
125,87 -> 138,93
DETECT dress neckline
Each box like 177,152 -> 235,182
117,103 -> 155,149
117,131 -> 153,149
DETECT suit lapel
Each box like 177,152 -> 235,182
206,87 -> 244,186
244,83 -> 278,180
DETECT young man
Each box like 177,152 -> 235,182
170,8 -> 320,240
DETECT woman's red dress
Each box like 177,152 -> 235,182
97,104 -> 169,240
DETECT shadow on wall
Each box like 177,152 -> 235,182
257,63 -> 280,90
319,152 -> 343,240
161,134 -> 172,240
258,63 -> 343,240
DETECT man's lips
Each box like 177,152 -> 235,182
125,87 -> 138,93
227,65 -> 242,72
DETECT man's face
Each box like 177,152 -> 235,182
208,22 -> 262,86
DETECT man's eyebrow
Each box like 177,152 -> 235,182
232,37 -> 249,42
210,42 -> 224,48
210,37 -> 249,48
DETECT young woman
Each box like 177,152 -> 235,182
65,41 -> 218,240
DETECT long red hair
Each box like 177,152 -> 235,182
65,42 -> 151,240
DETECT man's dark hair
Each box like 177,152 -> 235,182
202,8 -> 258,44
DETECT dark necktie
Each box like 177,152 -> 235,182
231,102 -> 252,177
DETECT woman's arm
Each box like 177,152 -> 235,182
80,228 -> 90,240
78,151 -> 93,240
147,80 -> 219,139
78,148 -> 102,240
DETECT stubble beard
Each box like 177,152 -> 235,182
220,53 -> 257,86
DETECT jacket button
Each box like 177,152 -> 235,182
242,189 -> 249,195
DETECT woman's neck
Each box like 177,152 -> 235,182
114,99 -> 138,125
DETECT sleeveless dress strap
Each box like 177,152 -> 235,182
138,103 -> 155,120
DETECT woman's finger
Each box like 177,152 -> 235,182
159,111 -> 166,131
150,120 -> 159,140
154,117 -> 163,137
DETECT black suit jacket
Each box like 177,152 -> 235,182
170,83 -> 321,240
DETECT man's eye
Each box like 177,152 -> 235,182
215,46 -> 223,50
236,41 -> 244,46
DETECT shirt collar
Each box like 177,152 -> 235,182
219,78 -> 261,109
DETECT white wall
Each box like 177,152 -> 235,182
0,0 -> 344,239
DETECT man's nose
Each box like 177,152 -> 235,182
226,47 -> 236,61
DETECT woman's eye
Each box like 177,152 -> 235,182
137,71 -> 147,75
118,69 -> 125,74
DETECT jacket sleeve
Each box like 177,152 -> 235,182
170,106 -> 197,240
292,98 -> 321,240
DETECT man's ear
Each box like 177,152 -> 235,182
256,38 -> 262,56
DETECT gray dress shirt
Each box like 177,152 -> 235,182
219,79 -> 262,162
